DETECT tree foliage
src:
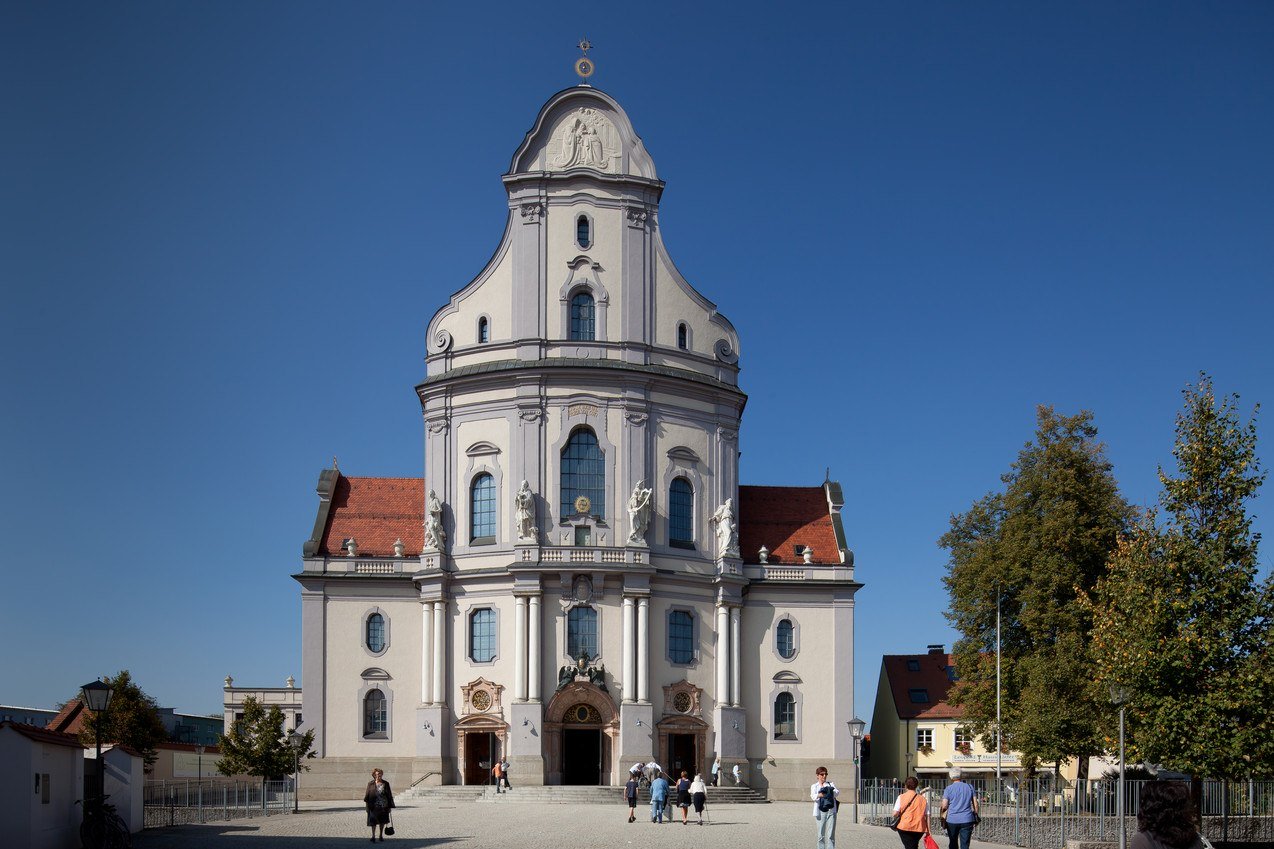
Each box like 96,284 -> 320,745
941,406 -> 1134,774
77,670 -> 169,769
217,696 -> 315,784
1083,376 -> 1274,778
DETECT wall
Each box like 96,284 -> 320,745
0,728 -> 84,849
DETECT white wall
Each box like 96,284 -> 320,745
101,747 -> 143,833
0,727 -> 84,849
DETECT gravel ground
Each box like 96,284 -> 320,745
133,800 -> 1023,849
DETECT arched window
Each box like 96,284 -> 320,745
569,291 -> 596,341
677,323 -> 688,350
363,689 -> 387,738
774,692 -> 796,739
560,428 -> 605,518
576,215 -> 591,249
470,608 -> 496,663
669,477 -> 694,548
470,473 -> 495,542
776,619 -> 795,659
478,317 -> 489,344
366,613 -> 385,653
668,610 -> 694,664
567,606 -> 598,659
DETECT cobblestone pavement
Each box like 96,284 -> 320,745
133,800 -> 1023,849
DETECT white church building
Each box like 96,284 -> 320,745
292,79 -> 861,801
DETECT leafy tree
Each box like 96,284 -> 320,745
941,406 -> 1134,777
77,670 -> 169,769
1084,376 -> 1274,778
217,696 -> 315,789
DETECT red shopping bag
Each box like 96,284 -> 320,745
924,835 -> 940,849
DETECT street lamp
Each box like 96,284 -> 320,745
287,730 -> 304,814
1109,683 -> 1131,849
196,745 -> 205,822
80,679 -> 114,849
847,717 -> 866,824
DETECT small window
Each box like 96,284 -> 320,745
776,619 -> 795,659
470,474 -> 496,542
954,727 -> 973,750
567,606 -> 598,659
478,317 -> 489,344
366,613 -> 385,653
669,477 -> 694,548
909,688 -> 930,704
577,215 -> 591,249
363,689 -> 387,738
906,659 -> 921,672
916,728 -> 934,749
677,323 -> 688,350
569,291 -> 596,341
668,610 -> 693,664
470,608 -> 496,663
295,713 -> 303,726
774,692 -> 796,739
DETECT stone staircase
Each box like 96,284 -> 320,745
405,784 -> 768,804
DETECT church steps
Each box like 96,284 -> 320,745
404,785 -> 768,804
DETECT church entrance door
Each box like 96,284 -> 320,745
668,733 -> 695,777
562,728 -> 601,785
464,731 -> 494,787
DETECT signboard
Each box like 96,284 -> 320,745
173,751 -> 223,778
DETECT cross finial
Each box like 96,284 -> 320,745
573,38 -> 596,82
578,38 -> 592,56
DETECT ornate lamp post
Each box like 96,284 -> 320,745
80,679 -> 114,848
848,717 -> 866,824
1109,683 -> 1131,849
287,730 -> 304,814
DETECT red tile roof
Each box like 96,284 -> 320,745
882,652 -> 963,720
738,485 -> 842,564
314,476 -> 842,564
0,720 -> 85,749
318,476 -> 426,557
45,699 -> 88,736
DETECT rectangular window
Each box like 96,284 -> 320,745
908,688 -> 929,704
574,526 -> 592,546
774,693 -> 796,740
567,606 -> 598,659
668,611 -> 694,664
954,728 -> 973,750
916,728 -> 934,750
295,713 -> 303,727
470,609 -> 496,663
906,659 -> 921,672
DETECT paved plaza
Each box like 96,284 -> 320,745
133,800 -> 1021,849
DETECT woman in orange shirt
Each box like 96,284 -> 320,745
893,777 -> 931,849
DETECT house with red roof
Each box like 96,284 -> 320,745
289,76 -> 861,802
0,721 -> 86,849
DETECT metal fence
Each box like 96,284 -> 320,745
143,779 -> 294,829
861,779 -> 1274,847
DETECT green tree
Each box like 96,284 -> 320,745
941,406 -> 1134,776
1084,376 -> 1274,778
76,670 -> 169,769
217,696 -> 315,789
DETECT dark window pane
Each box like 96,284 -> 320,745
567,606 -> 598,659
570,292 -> 596,341
577,215 -> 591,249
363,689 -> 387,736
776,619 -> 795,659
366,614 -> 385,653
774,692 -> 796,739
478,318 -> 489,343
669,477 -> 694,547
669,610 -> 694,663
471,474 -> 496,540
677,324 -> 687,350
560,428 -> 605,519
908,688 -> 930,704
471,608 -> 496,663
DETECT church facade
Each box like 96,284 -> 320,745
294,83 -> 861,801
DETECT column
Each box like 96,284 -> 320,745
432,600 -> 446,704
730,606 -> 742,707
422,602 -> 435,704
716,604 -> 730,708
622,596 -> 635,703
636,597 -> 650,703
514,596 -> 528,702
528,595 -> 542,701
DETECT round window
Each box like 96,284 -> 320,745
673,692 -> 692,713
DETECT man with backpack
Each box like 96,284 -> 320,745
810,766 -> 840,849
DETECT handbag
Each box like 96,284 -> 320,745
385,811 -> 395,836
924,834 -> 940,849
889,790 -> 920,830
973,811 -> 981,825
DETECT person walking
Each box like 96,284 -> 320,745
1129,781 -> 1205,849
675,770 -> 692,824
650,771 -> 670,824
499,756 -> 511,791
690,773 -> 708,825
892,777 -> 931,849
940,768 -> 978,849
624,769 -> 640,823
363,768 -> 395,843
491,759 -> 503,793
710,757 -> 721,787
811,766 -> 840,849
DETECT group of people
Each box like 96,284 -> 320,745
627,764 -> 708,825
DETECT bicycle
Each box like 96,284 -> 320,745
78,794 -> 131,849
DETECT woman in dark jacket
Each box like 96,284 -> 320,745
1130,782 -> 1204,849
364,768 -> 395,842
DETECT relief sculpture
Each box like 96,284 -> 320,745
551,108 -> 618,172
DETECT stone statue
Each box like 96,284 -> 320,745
423,489 -> 446,550
514,480 -> 537,543
711,498 -> 739,558
626,480 -> 652,545
555,663 -> 578,692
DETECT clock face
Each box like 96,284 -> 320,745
575,58 -> 594,78
574,496 -> 591,514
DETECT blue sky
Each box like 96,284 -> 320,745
2,2 -> 1271,727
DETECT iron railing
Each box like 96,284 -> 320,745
142,779 -> 294,829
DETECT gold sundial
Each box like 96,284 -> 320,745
574,495 -> 592,514
574,38 -> 595,82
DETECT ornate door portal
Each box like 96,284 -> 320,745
545,682 -> 618,785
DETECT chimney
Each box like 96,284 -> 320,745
927,644 -> 945,655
